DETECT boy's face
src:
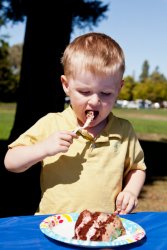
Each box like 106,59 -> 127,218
61,70 -> 123,128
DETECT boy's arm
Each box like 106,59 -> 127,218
4,143 -> 47,173
123,169 -> 146,197
115,169 -> 146,214
4,131 -> 78,173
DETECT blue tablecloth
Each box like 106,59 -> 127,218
0,211 -> 166,249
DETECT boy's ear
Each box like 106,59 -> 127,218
117,79 -> 124,94
121,79 -> 124,88
61,75 -> 69,95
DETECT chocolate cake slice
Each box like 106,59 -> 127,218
73,210 -> 126,241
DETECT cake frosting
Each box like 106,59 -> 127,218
83,111 -> 94,128
73,111 -> 94,135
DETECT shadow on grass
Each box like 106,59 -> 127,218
0,139 -> 166,217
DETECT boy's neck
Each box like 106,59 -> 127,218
87,117 -> 108,138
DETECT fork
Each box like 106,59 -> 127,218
73,113 -> 95,134
73,119 -> 91,134
73,111 -> 94,134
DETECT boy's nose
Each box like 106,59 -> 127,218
88,94 -> 101,105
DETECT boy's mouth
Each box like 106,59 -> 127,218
85,110 -> 99,120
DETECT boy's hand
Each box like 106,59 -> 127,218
115,190 -> 138,214
41,131 -> 78,156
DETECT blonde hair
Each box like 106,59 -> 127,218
61,32 -> 125,79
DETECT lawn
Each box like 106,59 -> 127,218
0,103 -> 16,140
1,102 -> 167,141
113,108 -> 167,141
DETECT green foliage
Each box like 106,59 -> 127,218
0,0 -> 109,28
118,67 -> 167,102
0,39 -> 19,101
8,43 -> 22,73
139,60 -> 150,82
119,76 -> 136,100
132,79 -> 167,102
0,0 -> 26,23
150,68 -> 166,83
72,0 -> 109,29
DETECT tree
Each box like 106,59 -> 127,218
0,0 -> 109,141
9,43 -> 22,74
139,60 -> 150,82
150,67 -> 166,83
0,0 -> 109,217
0,39 -> 18,101
118,76 -> 136,100
133,82 -> 153,101
132,80 -> 167,102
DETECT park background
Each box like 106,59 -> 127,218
0,0 -> 167,217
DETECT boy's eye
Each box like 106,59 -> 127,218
79,91 -> 90,94
101,92 -> 111,96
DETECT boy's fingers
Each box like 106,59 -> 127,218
116,192 -> 124,211
124,198 -> 134,214
125,198 -> 138,213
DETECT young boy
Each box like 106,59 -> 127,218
4,32 -> 146,215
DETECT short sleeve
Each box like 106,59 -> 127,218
123,123 -> 147,177
8,113 -> 56,148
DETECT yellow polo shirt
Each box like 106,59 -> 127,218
9,106 -> 146,214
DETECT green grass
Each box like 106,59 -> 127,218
113,108 -> 167,136
113,107 -> 167,117
0,106 -> 16,140
123,117 -> 167,134
0,103 -> 167,140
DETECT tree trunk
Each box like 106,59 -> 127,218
1,3 -> 73,217
9,3 -> 73,142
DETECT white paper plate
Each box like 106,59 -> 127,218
40,212 -> 146,248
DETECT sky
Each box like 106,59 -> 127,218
1,0 -> 167,80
